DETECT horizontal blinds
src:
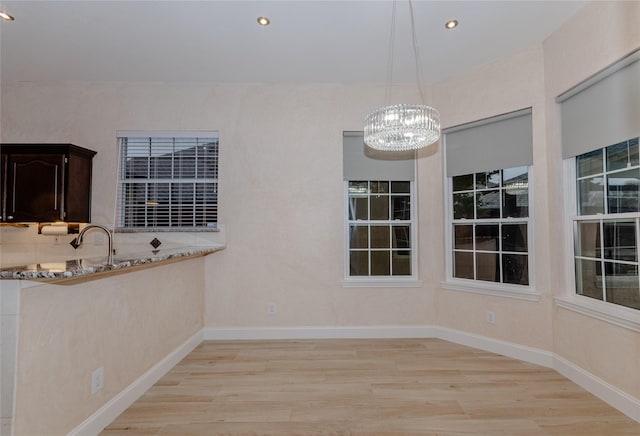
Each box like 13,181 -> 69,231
444,108 -> 533,177
117,135 -> 219,229
558,50 -> 640,158
343,132 -> 415,181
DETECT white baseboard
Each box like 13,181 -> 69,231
434,326 -> 555,368
68,329 -> 204,436
553,354 -> 640,423
203,325 -> 438,340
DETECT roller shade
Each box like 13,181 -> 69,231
558,50 -> 640,159
444,108 -> 533,177
343,131 -> 415,181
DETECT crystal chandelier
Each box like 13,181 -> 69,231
364,0 -> 441,151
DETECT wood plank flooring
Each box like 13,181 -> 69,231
102,338 -> 640,435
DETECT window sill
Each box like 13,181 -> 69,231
440,279 -> 541,302
342,278 -> 424,288
554,295 -> 640,333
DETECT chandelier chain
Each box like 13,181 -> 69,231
408,0 -> 428,104
385,0 -> 397,106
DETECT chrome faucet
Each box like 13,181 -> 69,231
70,224 -> 114,265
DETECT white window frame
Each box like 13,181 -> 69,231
557,151 -> 640,333
342,179 -> 422,288
116,130 -> 219,232
442,163 -> 540,302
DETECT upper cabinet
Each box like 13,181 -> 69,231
0,144 -> 97,223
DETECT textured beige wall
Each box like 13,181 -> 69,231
543,0 -> 640,400
11,258 -> 204,435
0,80 -> 438,330
430,46 -> 554,351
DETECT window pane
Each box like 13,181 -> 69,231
476,170 -> 500,189
575,258 -> 603,301
349,225 -> 368,249
453,251 -> 474,279
392,225 -> 411,249
576,221 -> 601,258
577,149 -> 603,178
502,190 -> 528,218
578,177 -> 604,215
452,174 -> 473,192
454,225 -> 473,249
607,168 -> 640,213
502,224 -> 527,252
475,224 -> 499,251
392,196 -> 410,220
370,226 -> 390,248
502,254 -> 529,285
476,252 -> 500,282
391,251 -> 411,276
391,181 -> 410,193
502,166 -> 529,218
603,220 -> 636,262
370,181 -> 389,193
349,197 -> 368,220
371,251 -> 390,275
453,193 -> 474,219
348,181 -> 369,194
606,141 -> 634,172
370,195 -> 389,220
630,137 -> 640,166
476,190 -> 500,219
605,262 -> 640,310
350,251 -> 368,276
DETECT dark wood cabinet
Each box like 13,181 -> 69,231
0,144 -> 97,222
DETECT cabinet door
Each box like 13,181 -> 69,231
1,154 -> 7,221
6,154 -> 65,221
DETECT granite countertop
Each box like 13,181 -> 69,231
0,245 -> 224,283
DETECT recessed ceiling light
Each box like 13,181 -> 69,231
445,19 -> 459,30
0,10 -> 15,21
257,16 -> 270,26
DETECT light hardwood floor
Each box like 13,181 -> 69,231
102,338 -> 640,435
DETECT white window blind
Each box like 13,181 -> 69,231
116,132 -> 218,230
444,108 -> 533,177
558,49 -> 640,159
343,131 -> 415,181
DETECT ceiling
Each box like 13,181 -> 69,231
0,0 -> 587,84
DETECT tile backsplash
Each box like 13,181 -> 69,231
0,224 -> 225,268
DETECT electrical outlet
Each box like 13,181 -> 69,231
91,367 -> 104,395
486,311 -> 496,324
268,303 -> 277,315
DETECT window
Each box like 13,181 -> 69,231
342,132 -> 418,285
573,137 -> 640,310
450,166 -> 530,286
558,50 -> 640,315
347,180 -> 413,277
116,131 -> 218,230
443,108 -> 533,294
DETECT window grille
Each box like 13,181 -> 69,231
117,133 -> 218,230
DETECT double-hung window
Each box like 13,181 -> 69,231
572,138 -> 640,310
343,132 -> 418,286
451,166 -> 530,285
444,109 -> 534,294
558,49 -> 640,312
116,131 -> 219,230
